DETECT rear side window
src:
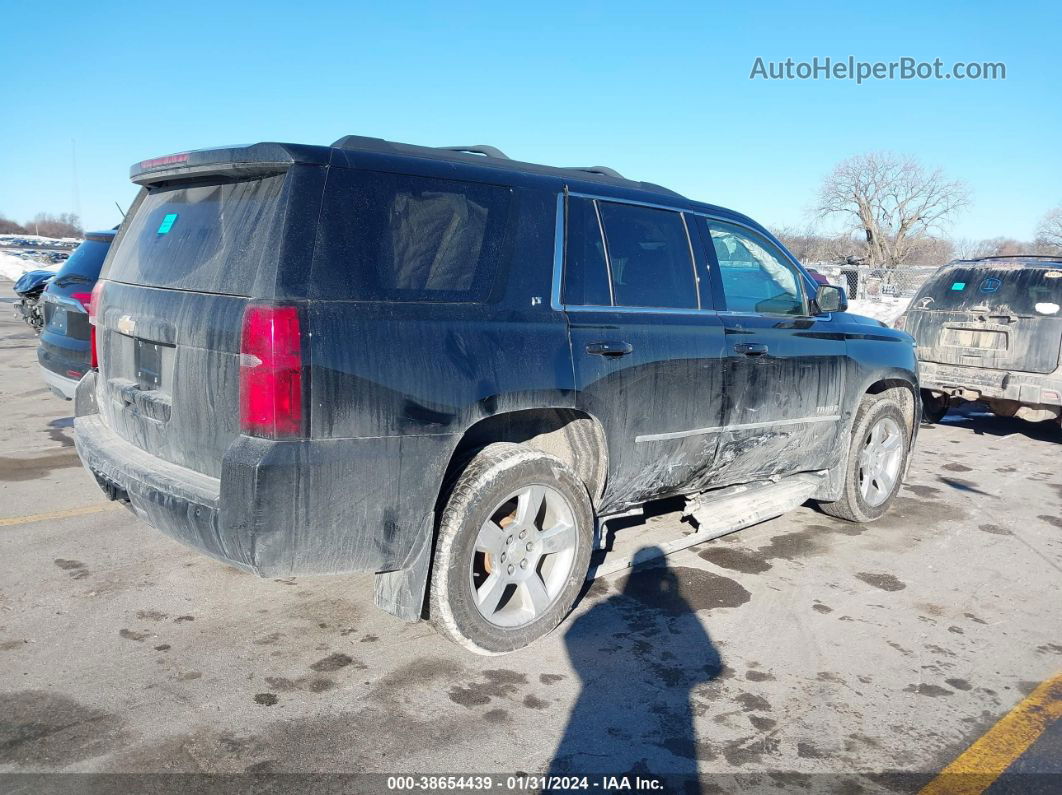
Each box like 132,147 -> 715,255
106,175 -> 286,296
563,197 -> 612,306
914,266 -> 1062,315
597,202 -> 698,309
311,170 -> 513,302
53,237 -> 111,282
707,220 -> 806,315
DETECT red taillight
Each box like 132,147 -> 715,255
71,291 -> 92,312
87,281 -> 105,369
239,305 -> 303,439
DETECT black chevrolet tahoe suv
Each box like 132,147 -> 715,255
74,136 -> 919,653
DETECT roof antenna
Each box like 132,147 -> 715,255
115,201 -> 126,220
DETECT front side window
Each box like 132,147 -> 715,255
707,221 -> 806,315
597,202 -> 698,309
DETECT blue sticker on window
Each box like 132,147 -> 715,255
157,213 -> 178,235
950,281 -> 966,291
980,277 -> 1001,293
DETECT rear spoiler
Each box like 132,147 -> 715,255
130,142 -> 330,186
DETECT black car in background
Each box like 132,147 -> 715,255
38,230 -> 115,399
899,256 -> 1062,427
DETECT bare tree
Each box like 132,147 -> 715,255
0,214 -> 27,234
816,153 -> 970,267
1036,207 -> 1062,253
28,212 -> 83,239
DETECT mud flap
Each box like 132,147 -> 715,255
373,513 -> 435,621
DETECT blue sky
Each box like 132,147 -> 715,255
1,0 -> 1059,240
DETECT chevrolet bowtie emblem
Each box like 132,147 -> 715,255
117,315 -> 136,335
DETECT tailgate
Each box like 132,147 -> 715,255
94,173 -> 289,478
907,266 -> 1062,374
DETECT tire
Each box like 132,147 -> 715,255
428,442 -> 594,655
921,390 -> 950,424
820,395 -> 912,523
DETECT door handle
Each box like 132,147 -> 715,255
734,342 -> 768,356
586,341 -> 634,357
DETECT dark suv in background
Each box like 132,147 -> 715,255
38,229 -> 115,398
899,256 -> 1062,427
74,136 -> 919,653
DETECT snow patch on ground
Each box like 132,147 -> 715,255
0,251 -> 60,282
846,296 -> 911,327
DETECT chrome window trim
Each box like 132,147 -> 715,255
554,192 -> 708,315
554,190 -> 818,316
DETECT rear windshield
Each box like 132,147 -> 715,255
105,174 -> 286,295
914,266 -> 1062,316
53,237 -> 111,283
309,169 -> 513,301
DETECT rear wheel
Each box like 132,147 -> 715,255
921,390 -> 950,424
428,443 -> 594,654
820,395 -> 911,523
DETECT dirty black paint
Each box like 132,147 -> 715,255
73,137 -> 920,628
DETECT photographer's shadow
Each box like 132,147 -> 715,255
548,547 -> 722,790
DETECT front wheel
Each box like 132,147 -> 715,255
428,443 -> 594,655
820,395 -> 912,523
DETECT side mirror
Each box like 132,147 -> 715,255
813,284 -> 847,315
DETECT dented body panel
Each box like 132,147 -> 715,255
74,136 -> 920,621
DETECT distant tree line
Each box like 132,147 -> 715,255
0,212 -> 83,238
772,151 -> 1062,267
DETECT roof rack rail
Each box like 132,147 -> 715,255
437,145 -> 510,159
959,254 -> 1062,261
565,165 -> 626,180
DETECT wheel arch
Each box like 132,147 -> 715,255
438,407 -> 609,512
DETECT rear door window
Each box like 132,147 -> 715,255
311,170 -> 513,302
914,266 -> 1062,315
596,202 -> 698,309
707,220 -> 807,315
563,197 -> 612,306
53,237 -> 111,283
105,175 -> 287,296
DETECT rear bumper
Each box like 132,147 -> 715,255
73,372 -> 452,579
920,361 -> 1062,407
38,365 -> 78,400
38,344 -> 89,399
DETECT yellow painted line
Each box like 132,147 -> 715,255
920,672 -> 1062,795
0,502 -> 122,527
